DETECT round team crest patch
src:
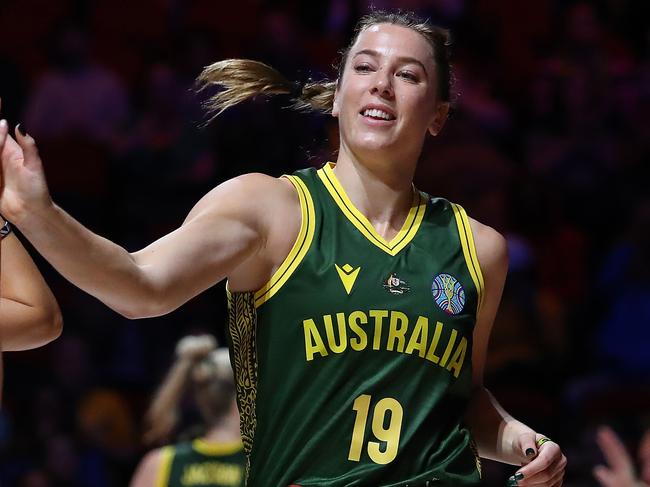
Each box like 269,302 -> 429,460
431,273 -> 466,315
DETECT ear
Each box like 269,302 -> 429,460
428,102 -> 450,136
332,83 -> 340,118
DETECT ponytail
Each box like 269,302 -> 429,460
143,335 -> 219,445
196,59 -> 336,123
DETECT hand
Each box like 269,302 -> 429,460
0,99 -> 53,224
593,426 -> 644,487
509,432 -> 566,486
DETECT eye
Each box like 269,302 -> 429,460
354,63 -> 374,73
398,71 -> 419,82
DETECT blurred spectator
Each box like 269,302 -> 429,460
596,200 -> 650,375
23,23 -> 129,144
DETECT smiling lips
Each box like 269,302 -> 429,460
360,105 -> 396,121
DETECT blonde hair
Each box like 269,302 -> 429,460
143,335 -> 235,445
196,59 -> 336,124
196,10 -> 452,123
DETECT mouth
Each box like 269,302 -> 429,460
360,107 -> 396,121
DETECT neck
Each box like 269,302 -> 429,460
333,145 -> 418,241
202,407 -> 241,443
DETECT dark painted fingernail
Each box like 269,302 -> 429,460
514,472 -> 525,481
17,124 -> 26,136
506,477 -> 518,487
525,448 -> 535,457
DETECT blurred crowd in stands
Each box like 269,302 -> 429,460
0,0 -> 648,485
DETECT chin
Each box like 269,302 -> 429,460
354,135 -> 398,153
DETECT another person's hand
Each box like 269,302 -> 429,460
508,433 -> 566,486
0,100 -> 53,224
593,426 -> 647,487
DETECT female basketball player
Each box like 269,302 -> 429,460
0,11 -> 565,486
130,335 -> 244,487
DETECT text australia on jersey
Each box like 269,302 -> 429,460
302,310 -> 468,378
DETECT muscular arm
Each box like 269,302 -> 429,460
1,216 -> 62,351
13,173 -> 288,319
463,216 -> 566,484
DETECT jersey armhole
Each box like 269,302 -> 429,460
252,175 -> 316,308
156,446 -> 175,487
451,203 -> 485,314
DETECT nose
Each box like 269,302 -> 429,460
370,68 -> 394,98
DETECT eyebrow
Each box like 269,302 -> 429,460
352,49 -> 429,75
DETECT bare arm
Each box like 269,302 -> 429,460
464,219 -> 566,485
0,216 -> 63,350
130,449 -> 163,487
0,121 -> 294,319
463,221 -> 528,463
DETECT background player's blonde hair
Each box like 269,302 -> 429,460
143,334 -> 235,445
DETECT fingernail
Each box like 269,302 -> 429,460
17,123 -> 26,136
506,477 -> 518,487
525,448 -> 535,457
0,119 -> 6,128
515,472 -> 525,481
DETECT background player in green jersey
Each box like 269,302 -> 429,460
0,9 -> 566,486
130,335 -> 244,487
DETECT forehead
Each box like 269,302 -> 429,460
349,23 -> 434,67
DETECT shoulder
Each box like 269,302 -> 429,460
467,217 -> 508,285
185,173 -> 298,228
194,173 -> 295,209
192,173 -> 294,210
130,447 -> 172,487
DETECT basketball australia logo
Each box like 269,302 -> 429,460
431,273 -> 465,315
383,273 -> 410,295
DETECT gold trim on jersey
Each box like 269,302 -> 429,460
226,289 -> 257,481
156,445 -> 174,487
451,204 -> 485,313
253,175 -> 316,308
192,438 -> 244,457
317,163 -> 426,256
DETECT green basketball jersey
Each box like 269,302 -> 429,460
156,439 -> 246,487
227,163 -> 485,486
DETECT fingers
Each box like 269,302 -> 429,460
596,426 -> 634,472
518,442 -> 561,479
13,124 -> 43,172
523,460 -> 566,486
0,119 -> 9,167
519,431 -> 538,461
538,465 -> 566,487
516,445 -> 566,486
0,119 -> 7,149
518,457 -> 564,485
593,465 -> 617,487
0,98 -> 22,156
0,123 -> 24,162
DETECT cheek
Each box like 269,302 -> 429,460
398,89 -> 432,114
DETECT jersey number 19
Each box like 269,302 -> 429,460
348,394 -> 404,464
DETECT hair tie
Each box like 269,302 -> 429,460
289,80 -> 305,99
